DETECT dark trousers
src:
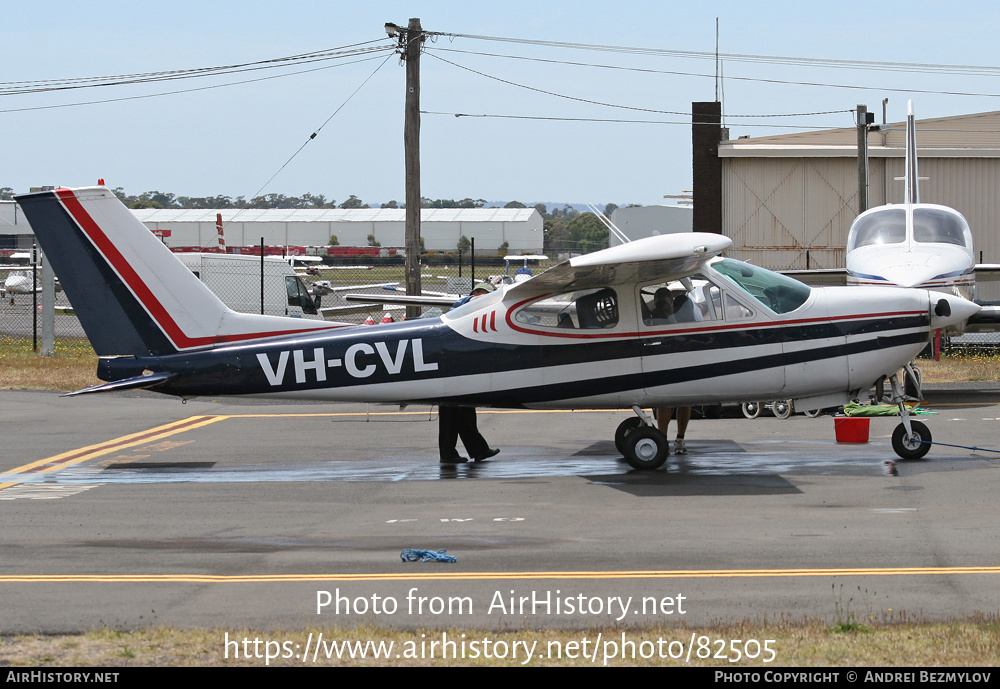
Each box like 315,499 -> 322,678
438,405 -> 490,459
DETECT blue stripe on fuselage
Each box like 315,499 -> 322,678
116,312 -> 929,403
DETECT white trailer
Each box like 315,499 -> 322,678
175,253 -> 321,319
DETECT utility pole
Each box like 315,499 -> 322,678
857,104 -> 872,214
387,18 -> 425,319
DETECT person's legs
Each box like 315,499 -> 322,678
674,407 -> 691,454
457,407 -> 499,461
656,407 -> 672,436
438,405 -> 467,463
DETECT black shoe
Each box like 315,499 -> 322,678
472,448 -> 500,462
440,455 -> 468,464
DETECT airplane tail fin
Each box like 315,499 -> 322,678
15,186 -> 336,357
904,100 -> 920,204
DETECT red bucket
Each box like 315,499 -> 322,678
834,417 -> 870,443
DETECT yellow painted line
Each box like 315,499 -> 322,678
3,566 -> 1000,583
927,402 -> 1000,409
0,409 -> 609,491
0,409 -> 615,491
0,415 -> 226,490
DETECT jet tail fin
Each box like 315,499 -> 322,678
15,186 -> 339,357
904,100 -> 920,204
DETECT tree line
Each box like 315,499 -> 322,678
3,185 -> 636,253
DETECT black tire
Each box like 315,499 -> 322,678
891,421 -> 932,460
742,402 -> 762,419
623,427 -> 669,470
614,417 -> 643,455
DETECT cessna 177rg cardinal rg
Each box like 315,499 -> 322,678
15,186 -> 978,466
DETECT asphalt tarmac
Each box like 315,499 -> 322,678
1,386 -> 999,637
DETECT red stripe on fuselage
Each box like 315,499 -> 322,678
54,189 -> 337,350
501,294 -> 925,340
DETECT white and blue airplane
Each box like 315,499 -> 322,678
16,185 -> 979,466
792,102 -> 1000,332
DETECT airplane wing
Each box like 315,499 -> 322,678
966,265 -> 1000,331
505,232 -> 732,298
780,268 -> 847,286
965,305 -> 1000,332
975,264 -> 1000,282
310,281 -> 399,294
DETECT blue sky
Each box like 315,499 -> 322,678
4,1 -> 1000,207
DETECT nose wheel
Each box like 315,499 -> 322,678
892,420 -> 931,460
887,363 -> 932,460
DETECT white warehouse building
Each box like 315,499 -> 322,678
130,207 -> 544,253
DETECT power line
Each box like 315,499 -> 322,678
422,111 -> 855,129
226,53 -> 395,230
0,54 -> 389,114
428,46 -> 1000,101
429,31 -> 1000,77
0,40 -> 393,96
427,52 -> 694,117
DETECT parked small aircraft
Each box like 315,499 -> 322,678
16,186 -> 978,466
2,269 -> 63,297
2,270 -> 35,297
789,102 -> 1000,332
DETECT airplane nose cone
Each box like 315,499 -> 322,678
880,266 -> 929,289
929,293 -> 980,330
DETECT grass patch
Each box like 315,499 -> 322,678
0,336 -> 101,391
0,620 -> 998,666
920,352 -> 1000,383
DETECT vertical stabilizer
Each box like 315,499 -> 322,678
15,186 -> 338,357
904,100 -> 920,204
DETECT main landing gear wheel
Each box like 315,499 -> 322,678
623,427 -> 669,470
773,400 -> 794,419
891,420 -> 932,460
803,408 -> 824,418
741,402 -> 762,419
614,417 -> 644,454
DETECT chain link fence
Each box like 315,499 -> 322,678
1,266 -> 87,354
0,255 -> 563,352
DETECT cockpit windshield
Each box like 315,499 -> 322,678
711,258 -> 811,314
912,207 -> 972,247
848,208 -> 906,251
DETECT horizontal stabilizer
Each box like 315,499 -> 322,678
62,372 -> 175,397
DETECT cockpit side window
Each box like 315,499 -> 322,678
640,274 -> 756,326
639,275 -> 725,326
514,287 -> 619,329
848,209 -> 906,251
912,208 -> 972,247
711,259 -> 811,314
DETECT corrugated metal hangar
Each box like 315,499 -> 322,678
712,109 -> 1000,274
130,207 -> 543,254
